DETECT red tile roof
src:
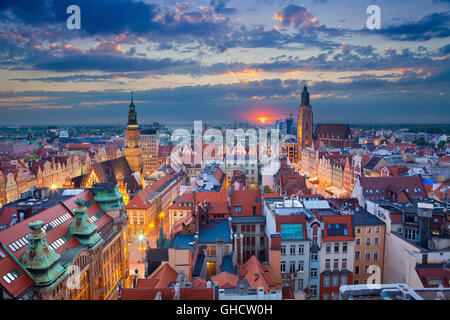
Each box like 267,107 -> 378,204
321,214 -> 354,241
360,176 -> 427,198
191,277 -> 207,288
239,255 -> 278,293
126,169 -> 183,210
230,189 -> 262,216
121,287 -> 214,300
0,190 -> 113,298
147,263 -> 179,288
210,271 -> 239,288
416,266 -> 450,288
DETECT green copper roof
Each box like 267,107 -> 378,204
92,183 -> 124,211
69,199 -> 103,249
156,222 -> 171,249
19,221 -> 66,289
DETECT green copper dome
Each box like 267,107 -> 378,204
19,221 -> 66,289
69,199 -> 103,249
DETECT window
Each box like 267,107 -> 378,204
298,279 -> 304,291
367,227 -> 372,233
342,259 -> 347,269
290,261 -> 296,273
355,251 -> 360,261
374,237 -> 379,245
281,245 -> 286,255
260,225 -> 265,233
373,250 -> 379,260
325,259 -> 331,269
290,245 -> 296,255
326,244 -> 331,254
298,261 -> 304,272
298,244 -> 304,255
365,250 -> 371,260
234,206 -> 242,213
343,242 -> 348,253
357,228 -> 361,234
311,252 -> 318,262
280,224 -> 304,240
207,245 -> 216,256
310,285 -> 317,297
207,261 -> 216,277
310,268 -> 317,278
281,261 -> 286,273
354,280 -> 359,285
332,276 -> 339,287
356,238 -> 361,246
334,243 -> 339,253
341,275 -> 348,285
333,259 -> 339,269
2,268 -> 22,284
323,276 -> 331,288
355,266 -> 360,275
323,293 -> 330,300
366,237 -> 371,245
375,227 -> 380,233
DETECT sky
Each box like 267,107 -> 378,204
0,0 -> 449,125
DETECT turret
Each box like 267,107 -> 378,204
69,199 -> 103,249
20,221 -> 66,289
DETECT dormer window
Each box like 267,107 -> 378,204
234,206 -> 242,213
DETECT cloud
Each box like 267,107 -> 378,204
372,11 -> 450,41
273,4 -> 321,29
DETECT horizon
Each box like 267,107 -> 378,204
0,0 -> 449,125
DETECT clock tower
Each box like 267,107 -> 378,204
297,86 -> 313,159
124,92 -> 143,178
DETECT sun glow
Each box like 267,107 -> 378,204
259,117 -> 267,124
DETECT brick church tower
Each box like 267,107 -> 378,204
297,86 -> 313,159
124,92 -> 143,179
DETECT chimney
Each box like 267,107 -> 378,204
269,233 -> 282,288
233,233 -> 244,272
173,283 -> 180,300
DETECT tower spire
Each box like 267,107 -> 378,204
131,91 -> 133,103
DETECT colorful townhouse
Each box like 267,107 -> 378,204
319,214 -> 355,300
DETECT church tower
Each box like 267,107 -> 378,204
124,92 -> 143,178
297,86 -> 313,159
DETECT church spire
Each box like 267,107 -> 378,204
127,91 -> 137,125
301,86 -> 310,107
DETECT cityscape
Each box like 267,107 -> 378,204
0,0 -> 449,305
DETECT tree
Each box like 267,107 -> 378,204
264,185 -> 273,193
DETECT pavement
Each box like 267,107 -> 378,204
127,213 -> 172,280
